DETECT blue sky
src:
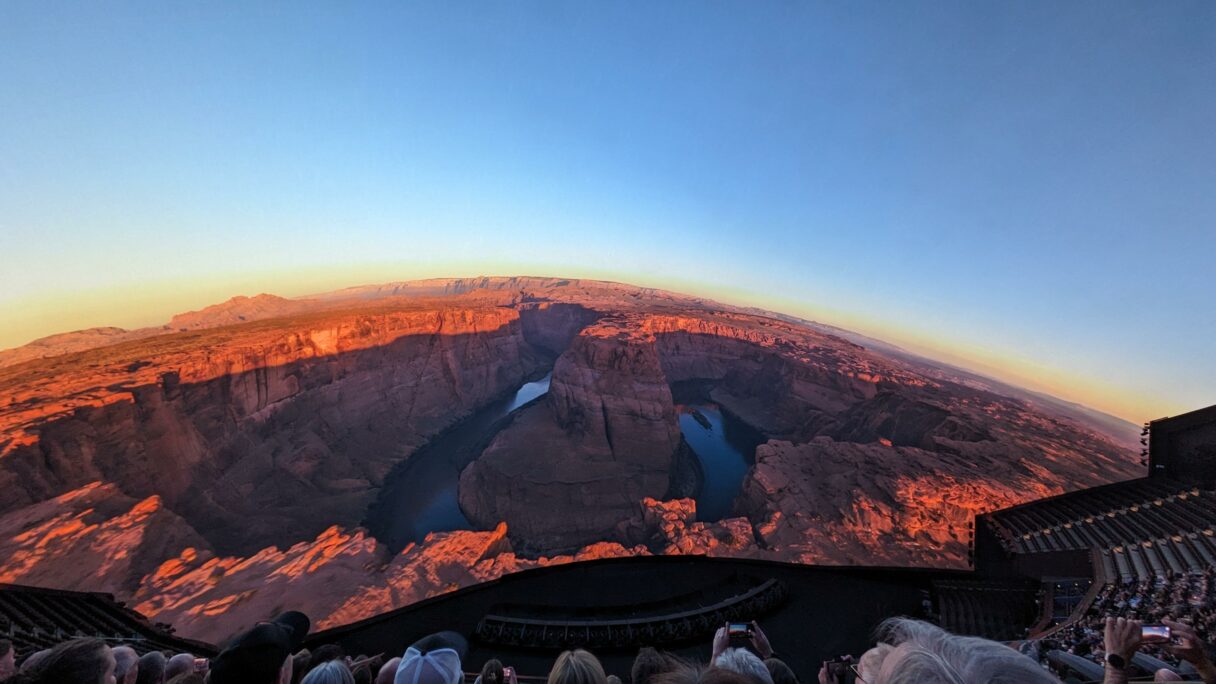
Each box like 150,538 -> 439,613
1,1 -> 1213,421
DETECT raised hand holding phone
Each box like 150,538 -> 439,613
749,621 -> 773,659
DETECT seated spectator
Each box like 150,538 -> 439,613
548,649 -> 607,684
1101,616 -> 1216,684
375,658 -> 400,684
852,618 -> 1059,684
210,624 -> 297,684
393,632 -> 466,684
164,654 -> 196,681
856,644 -> 892,683
166,675 -> 205,684
302,661 -> 355,684
309,645 -> 346,671
5,638 -> 115,684
607,676 -> 623,684
19,650 -> 51,674
475,659 -> 505,684
112,646 -> 139,684
763,658 -> 798,684
0,640 -> 15,681
712,649 -> 773,684
652,663 -> 762,684
632,647 -> 680,684
292,650 -> 313,684
207,611 -> 311,684
136,652 -> 166,684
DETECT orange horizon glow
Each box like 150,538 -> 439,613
0,265 -> 1192,426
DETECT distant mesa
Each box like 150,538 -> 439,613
166,293 -> 319,331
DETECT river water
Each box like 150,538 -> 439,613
367,375 -> 763,551
675,403 -> 764,521
367,372 -> 551,551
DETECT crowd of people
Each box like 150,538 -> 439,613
2,607 -> 1215,684
1038,568 -> 1216,673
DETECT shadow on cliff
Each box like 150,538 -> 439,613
0,303 -> 602,557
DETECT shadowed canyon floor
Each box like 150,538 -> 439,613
0,277 -> 1141,643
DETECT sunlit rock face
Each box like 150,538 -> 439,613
459,322 -> 683,551
0,482 -> 212,596
0,278 -> 1141,641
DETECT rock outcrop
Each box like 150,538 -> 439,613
129,520 -> 647,644
0,482 -> 211,595
459,321 -> 683,550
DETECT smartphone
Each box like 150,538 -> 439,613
728,622 -> 753,638
193,658 -> 208,673
503,667 -> 514,680
1142,625 -> 1171,640
822,661 -> 856,684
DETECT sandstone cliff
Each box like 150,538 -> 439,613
0,303 -> 560,554
459,320 -> 683,550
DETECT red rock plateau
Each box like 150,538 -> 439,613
0,277 -> 1141,643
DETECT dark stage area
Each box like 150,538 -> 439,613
307,555 -> 963,681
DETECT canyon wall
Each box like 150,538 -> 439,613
0,305 -> 576,555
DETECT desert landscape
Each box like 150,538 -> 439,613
0,277 -> 1141,643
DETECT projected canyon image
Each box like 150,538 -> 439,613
0,276 -> 1141,642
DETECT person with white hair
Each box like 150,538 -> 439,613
302,661 -> 355,684
858,618 -> 1060,684
712,649 -> 774,684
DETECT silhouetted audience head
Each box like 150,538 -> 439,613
209,621 -> 297,684
872,618 -> 1057,684
375,658 -> 401,684
0,639 -> 15,681
164,653 -> 195,681
548,650 -> 606,684
302,661 -> 355,684
292,650 -> 313,684
651,664 -> 759,684
166,675 -> 205,684
310,646 -> 346,669
762,658 -> 797,684
711,649 -> 772,684
478,659 -> 505,684
607,676 -> 622,684
136,651 -> 166,684
6,638 -> 115,684
111,646 -> 139,684
631,648 -> 679,684
19,649 -> 51,673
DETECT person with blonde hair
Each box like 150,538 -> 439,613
547,650 -> 607,684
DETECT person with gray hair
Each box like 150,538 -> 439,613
302,660 -> 356,684
164,653 -> 196,681
712,649 -> 774,684
112,646 -> 140,684
854,618 -> 1060,684
136,651 -> 167,684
